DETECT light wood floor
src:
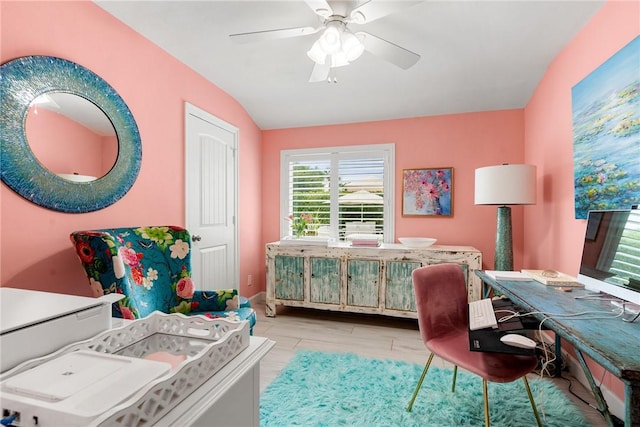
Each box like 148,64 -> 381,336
253,302 -> 608,427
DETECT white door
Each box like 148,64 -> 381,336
185,103 -> 238,291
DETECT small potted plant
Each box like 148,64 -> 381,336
288,213 -> 314,237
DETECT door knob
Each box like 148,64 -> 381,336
192,234 -> 202,242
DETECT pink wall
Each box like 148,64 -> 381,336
0,1 -> 263,298
262,110 -> 527,270
26,108 -> 111,178
524,0 -> 639,402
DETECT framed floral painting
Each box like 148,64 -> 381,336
402,168 -> 453,216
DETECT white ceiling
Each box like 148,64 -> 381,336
95,0 -> 604,130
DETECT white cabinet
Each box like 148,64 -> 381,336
266,242 -> 482,319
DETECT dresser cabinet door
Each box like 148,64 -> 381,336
310,257 -> 341,304
274,255 -> 304,300
385,261 -> 420,311
347,260 -> 380,307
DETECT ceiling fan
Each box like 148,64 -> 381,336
229,0 -> 422,83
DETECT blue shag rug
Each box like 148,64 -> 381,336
260,350 -> 592,427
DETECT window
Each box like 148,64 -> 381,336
280,144 -> 395,242
610,210 -> 640,289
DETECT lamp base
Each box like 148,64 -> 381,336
495,206 -> 513,271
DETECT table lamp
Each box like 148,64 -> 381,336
475,164 -> 536,270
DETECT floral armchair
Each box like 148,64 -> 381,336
70,226 -> 256,334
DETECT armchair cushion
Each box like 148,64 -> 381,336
71,226 -> 256,333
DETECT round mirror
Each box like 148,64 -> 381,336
0,56 -> 141,213
26,92 -> 118,182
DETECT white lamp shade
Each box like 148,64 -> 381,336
475,164 -> 536,205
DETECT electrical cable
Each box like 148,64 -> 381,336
573,294 -> 619,301
533,340 -> 561,375
497,308 -> 624,324
562,372 -> 626,426
572,295 -> 640,322
558,375 -> 599,410
495,309 -> 520,322
0,414 -> 17,426
493,309 -> 515,316
622,310 -> 640,323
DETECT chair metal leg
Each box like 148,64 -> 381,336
483,379 -> 490,427
522,376 -> 543,427
452,365 -> 458,392
406,353 -> 434,412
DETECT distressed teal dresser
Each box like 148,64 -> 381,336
265,242 -> 482,318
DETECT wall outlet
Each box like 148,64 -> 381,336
248,274 -> 254,287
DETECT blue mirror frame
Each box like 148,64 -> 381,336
0,56 -> 141,213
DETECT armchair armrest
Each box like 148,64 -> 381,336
190,289 -> 239,312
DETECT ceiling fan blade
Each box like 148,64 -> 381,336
309,62 -> 331,83
357,31 -> 420,69
230,26 -> 319,44
349,0 -> 423,24
304,0 -> 333,18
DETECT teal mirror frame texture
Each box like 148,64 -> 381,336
0,56 -> 141,213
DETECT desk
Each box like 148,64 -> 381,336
476,271 -> 640,427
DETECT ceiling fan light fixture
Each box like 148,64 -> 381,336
319,25 -> 341,54
307,40 -> 327,64
341,31 -> 364,62
330,51 -> 349,68
306,20 -> 367,69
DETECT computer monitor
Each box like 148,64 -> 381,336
578,208 -> 640,305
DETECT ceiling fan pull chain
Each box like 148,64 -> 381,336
327,69 -> 338,84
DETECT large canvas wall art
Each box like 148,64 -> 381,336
571,36 -> 639,219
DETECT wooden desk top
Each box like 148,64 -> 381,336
476,271 -> 640,383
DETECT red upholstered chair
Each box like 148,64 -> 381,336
406,263 -> 542,427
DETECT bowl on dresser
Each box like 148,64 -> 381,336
398,237 -> 437,248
